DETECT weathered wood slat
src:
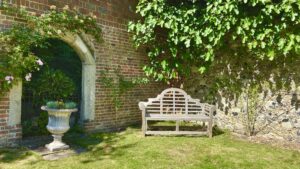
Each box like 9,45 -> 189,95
147,106 -> 202,109
163,93 -> 186,96
146,114 -> 210,121
147,107 -> 203,110
147,108 -> 203,110
145,131 -> 208,136
159,103 -> 200,106
149,103 -> 189,106
162,96 -> 186,98
146,108 -> 202,110
146,110 -> 204,113
173,91 -> 175,114
160,102 -> 201,105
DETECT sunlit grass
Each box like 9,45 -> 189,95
1,127 -> 300,169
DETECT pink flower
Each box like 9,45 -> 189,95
63,5 -> 69,10
25,73 -> 32,81
50,5 -> 56,10
5,76 -> 14,84
5,76 -> 13,81
36,59 -> 44,66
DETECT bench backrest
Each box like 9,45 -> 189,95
141,88 -> 210,115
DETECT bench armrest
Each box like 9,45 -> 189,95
204,103 -> 215,117
138,102 -> 147,111
208,104 -> 215,117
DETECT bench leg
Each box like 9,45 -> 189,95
142,120 -> 148,137
142,120 -> 147,137
207,120 -> 213,138
144,120 -> 148,136
176,121 -> 180,131
142,110 -> 146,137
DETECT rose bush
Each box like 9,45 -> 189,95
0,2 -> 102,94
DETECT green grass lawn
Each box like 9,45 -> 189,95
1,127 -> 300,169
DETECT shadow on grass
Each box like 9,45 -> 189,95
0,125 -> 225,164
64,127 -> 140,164
212,126 -> 225,136
0,148 -> 33,163
147,121 -> 225,137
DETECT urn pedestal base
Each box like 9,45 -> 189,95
46,134 -> 69,151
42,106 -> 78,152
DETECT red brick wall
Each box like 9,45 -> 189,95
0,95 -> 22,147
0,0 -> 165,147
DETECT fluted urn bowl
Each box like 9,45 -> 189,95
41,106 -> 78,151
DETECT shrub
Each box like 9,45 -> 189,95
22,111 -> 49,137
0,3 -> 101,95
28,69 -> 76,106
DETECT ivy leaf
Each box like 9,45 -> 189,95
195,35 -> 202,45
161,60 -> 167,70
267,50 -> 275,60
198,67 -> 206,74
184,39 -> 191,48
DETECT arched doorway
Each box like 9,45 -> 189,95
8,34 -> 96,135
22,38 -> 82,136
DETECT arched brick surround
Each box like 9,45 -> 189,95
8,33 -> 96,128
62,33 -> 96,122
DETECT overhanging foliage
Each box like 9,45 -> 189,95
0,2 -> 102,94
129,0 -> 300,87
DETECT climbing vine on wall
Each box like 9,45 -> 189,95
129,0 -> 300,87
0,2 -> 102,94
100,69 -> 149,128
100,69 -> 149,112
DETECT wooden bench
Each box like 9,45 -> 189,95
138,88 -> 215,137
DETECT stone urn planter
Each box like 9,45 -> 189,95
41,105 -> 77,151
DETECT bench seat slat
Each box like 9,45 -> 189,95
146,109 -> 203,112
145,131 -> 208,135
146,114 -> 210,121
149,103 -> 190,106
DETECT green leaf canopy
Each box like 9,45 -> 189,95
129,0 -> 300,86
